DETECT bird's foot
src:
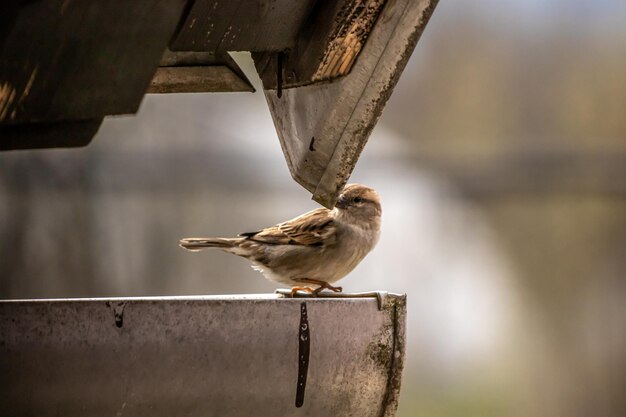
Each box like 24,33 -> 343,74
294,278 -> 342,295
289,286 -> 315,297
312,283 -> 342,295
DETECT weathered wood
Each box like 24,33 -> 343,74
254,0 -> 389,89
148,66 -> 254,93
257,0 -> 440,207
0,0 -> 441,207
170,0 -> 317,53
311,0 -> 387,82
149,49 -> 255,94
0,0 -> 187,125
0,119 -> 101,151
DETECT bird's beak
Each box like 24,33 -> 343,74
335,194 -> 348,209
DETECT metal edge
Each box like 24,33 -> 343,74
379,293 -> 407,417
0,292 -> 399,304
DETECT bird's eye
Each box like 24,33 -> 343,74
353,197 -> 364,204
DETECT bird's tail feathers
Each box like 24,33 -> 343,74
179,237 -> 239,252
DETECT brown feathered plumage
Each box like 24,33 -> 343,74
180,184 -> 381,293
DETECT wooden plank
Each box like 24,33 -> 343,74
255,0 -> 389,89
170,0 -> 317,53
0,119 -> 102,151
170,0 -> 244,52
311,0 -> 387,82
0,0 -> 188,125
148,66 -> 254,93
256,0 -> 440,207
151,49 -> 255,93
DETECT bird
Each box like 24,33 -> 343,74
180,183 -> 381,295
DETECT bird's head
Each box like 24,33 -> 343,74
334,184 -> 382,225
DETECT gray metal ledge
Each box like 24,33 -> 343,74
0,293 -> 406,417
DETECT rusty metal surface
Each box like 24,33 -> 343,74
258,0 -> 439,207
0,294 -> 406,417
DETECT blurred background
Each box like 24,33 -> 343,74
1,0 -> 625,416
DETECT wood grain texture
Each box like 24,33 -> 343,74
0,0 -> 187,125
148,66 -> 254,93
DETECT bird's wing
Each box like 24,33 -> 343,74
240,208 -> 336,247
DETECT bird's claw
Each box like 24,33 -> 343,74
275,289 -> 391,310
313,284 -> 342,295
292,278 -> 342,296
289,286 -> 315,297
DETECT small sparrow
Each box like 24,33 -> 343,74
180,184 -> 381,295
